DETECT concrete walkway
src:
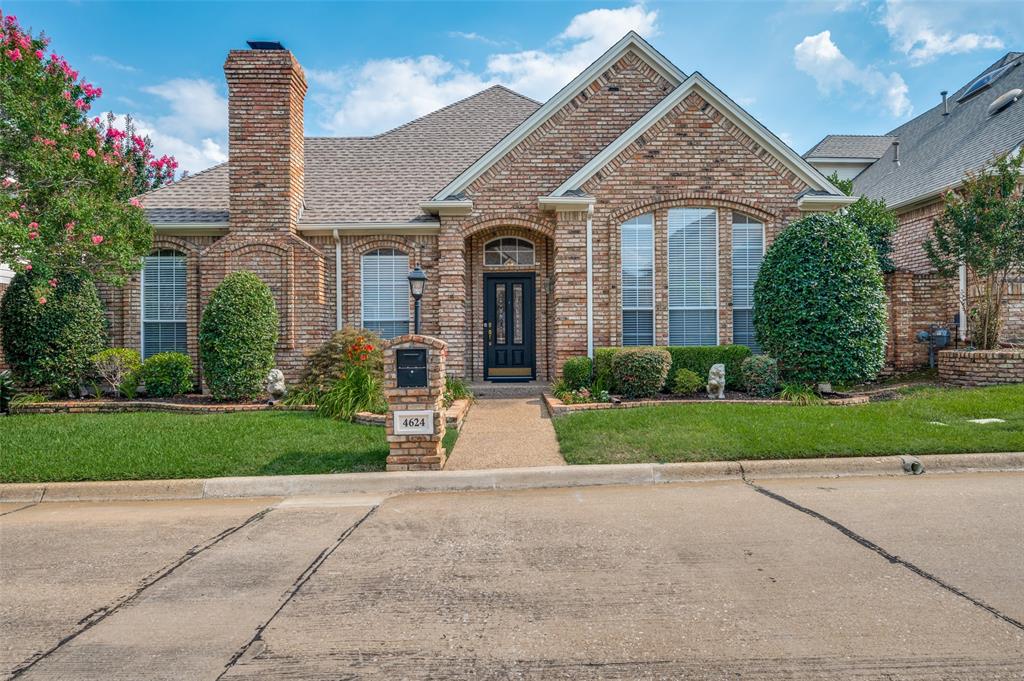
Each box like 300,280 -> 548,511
445,397 -> 565,470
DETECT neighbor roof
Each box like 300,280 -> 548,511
853,52 -> 1024,209
139,85 -> 540,226
804,135 -> 895,160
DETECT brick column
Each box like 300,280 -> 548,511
383,335 -> 448,471
437,231 -> 467,378
552,210 -> 588,376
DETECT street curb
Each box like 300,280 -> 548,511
2,453 -> 1021,503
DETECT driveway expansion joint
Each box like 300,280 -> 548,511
744,479 -> 1024,633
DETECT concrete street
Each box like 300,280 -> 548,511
1,473 -> 1022,679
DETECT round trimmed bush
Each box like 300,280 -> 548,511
671,368 -> 703,395
199,271 -> 279,401
611,348 -> 671,399
561,356 -> 593,391
139,352 -> 193,397
754,214 -> 887,385
0,272 -> 106,395
741,355 -> 779,398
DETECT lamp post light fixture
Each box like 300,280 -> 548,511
407,266 -> 427,334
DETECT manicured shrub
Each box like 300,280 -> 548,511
671,368 -> 703,395
664,345 -> 751,391
0,272 -> 106,395
612,348 -> 671,399
594,347 -> 622,392
295,326 -> 385,392
139,352 -> 193,398
754,213 -> 887,385
90,348 -> 142,397
741,355 -> 780,398
561,356 -> 593,391
199,271 -> 279,401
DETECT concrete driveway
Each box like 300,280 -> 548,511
1,473 -> 1022,679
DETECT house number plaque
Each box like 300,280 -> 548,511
393,409 -> 434,435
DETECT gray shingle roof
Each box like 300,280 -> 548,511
139,85 -> 540,225
853,52 -> 1024,208
804,135 -> 895,160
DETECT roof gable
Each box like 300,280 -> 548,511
804,135 -> 895,160
427,31 -> 686,202
548,72 -> 849,199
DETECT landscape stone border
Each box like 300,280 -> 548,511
542,392 -> 869,416
938,349 -> 1024,387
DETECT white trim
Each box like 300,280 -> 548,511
804,156 -> 883,164
430,32 -> 686,202
550,72 -> 848,199
959,264 -> 968,341
586,202 -> 594,358
537,195 -> 596,211
796,194 -> 859,211
418,200 -> 473,216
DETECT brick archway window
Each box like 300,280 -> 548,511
361,248 -> 410,339
141,249 -> 187,358
484,237 -> 535,267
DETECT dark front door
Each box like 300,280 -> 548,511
484,274 -> 535,381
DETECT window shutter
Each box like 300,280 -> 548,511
361,249 -> 410,339
731,213 -> 764,352
620,214 -> 654,346
141,250 -> 188,359
668,208 -> 718,345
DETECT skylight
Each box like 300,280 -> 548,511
958,61 -> 1019,102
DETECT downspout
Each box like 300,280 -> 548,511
958,264 -> 967,341
586,203 -> 594,358
332,229 -> 343,330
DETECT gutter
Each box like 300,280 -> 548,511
333,229 -> 343,330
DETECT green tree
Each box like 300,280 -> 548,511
826,171 -> 854,197
845,196 -> 899,273
0,12 -> 175,296
754,213 -> 887,385
925,153 -> 1024,349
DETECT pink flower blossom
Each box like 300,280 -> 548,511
5,15 -> 18,25
130,198 -> 142,207
91,234 -> 103,245
74,98 -> 88,111
38,297 -> 46,305
59,123 -> 68,134
71,150 -> 80,160
24,263 -> 31,271
5,48 -> 22,62
62,90 -> 71,101
65,221 -> 75,231
2,178 -> 14,188
48,279 -> 57,288
34,49 -> 43,59
28,231 -> 38,240
86,148 -> 96,158
8,211 -> 19,220
28,222 -> 38,229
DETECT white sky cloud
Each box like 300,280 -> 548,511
882,0 -> 1004,66
312,3 -> 659,136
104,112 -> 228,174
91,55 -> 138,73
794,30 -> 911,118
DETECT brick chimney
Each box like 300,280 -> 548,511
224,42 -> 306,234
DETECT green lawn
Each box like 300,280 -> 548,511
553,385 -> 1024,465
0,411 -> 389,483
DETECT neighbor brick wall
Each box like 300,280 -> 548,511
938,349 -> 1024,386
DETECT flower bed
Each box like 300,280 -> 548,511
543,392 -> 868,417
938,349 -> 1024,387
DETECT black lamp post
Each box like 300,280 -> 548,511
408,266 -> 427,334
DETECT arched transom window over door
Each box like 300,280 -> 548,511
361,248 -> 410,339
141,249 -> 187,359
484,237 -> 535,267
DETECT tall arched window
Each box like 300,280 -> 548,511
361,248 -> 409,339
141,249 -> 187,358
620,214 -> 654,346
484,237 -> 535,266
731,212 -> 765,352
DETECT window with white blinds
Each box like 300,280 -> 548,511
361,248 -> 409,339
732,213 -> 765,353
141,249 -> 187,359
668,208 -> 718,346
620,214 -> 654,346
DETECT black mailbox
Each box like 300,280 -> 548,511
396,349 -> 428,388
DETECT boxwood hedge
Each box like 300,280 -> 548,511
595,344 -> 751,393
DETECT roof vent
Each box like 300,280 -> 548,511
988,88 -> 1022,116
941,90 -> 949,115
892,140 -> 900,165
246,40 -> 285,51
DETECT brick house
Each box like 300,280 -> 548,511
806,51 -> 1024,371
105,32 -> 855,384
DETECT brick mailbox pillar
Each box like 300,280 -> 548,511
383,334 -> 448,471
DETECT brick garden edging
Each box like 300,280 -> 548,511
543,392 -> 869,416
938,349 -> 1024,387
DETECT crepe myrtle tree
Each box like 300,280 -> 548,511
925,153 -> 1024,349
0,12 -> 177,304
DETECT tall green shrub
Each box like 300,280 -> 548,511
138,352 -> 192,398
0,272 -> 106,394
754,213 -> 887,384
595,345 -> 750,392
199,271 -> 279,401
561,356 -> 593,390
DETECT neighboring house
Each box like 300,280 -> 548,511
116,32 -> 854,383
807,51 -> 1024,369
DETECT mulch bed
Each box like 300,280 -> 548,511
544,391 -> 869,416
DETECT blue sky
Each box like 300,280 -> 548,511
7,1 -> 1022,175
